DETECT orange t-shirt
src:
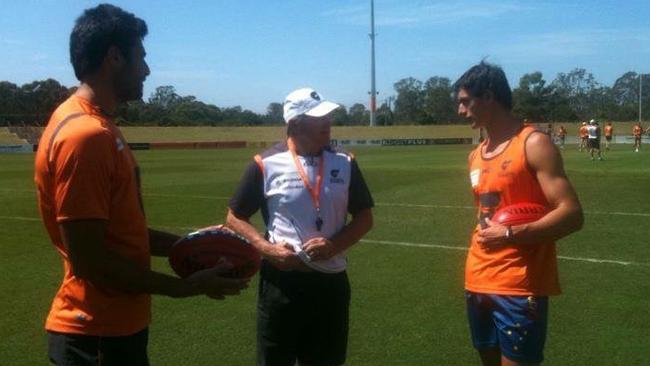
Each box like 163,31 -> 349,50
34,95 -> 151,336
579,125 -> 588,138
604,125 -> 613,137
633,125 -> 642,137
466,125 -> 560,296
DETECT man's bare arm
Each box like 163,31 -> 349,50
61,220 -> 247,298
226,209 -> 304,270
477,132 -> 583,245
149,228 -> 180,257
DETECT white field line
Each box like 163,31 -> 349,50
0,215 -> 40,222
362,239 -> 650,267
134,193 -> 650,218
4,214 -> 647,268
374,202 -> 650,218
3,189 -> 650,218
147,194 -> 650,218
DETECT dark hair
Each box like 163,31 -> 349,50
453,61 -> 512,110
286,116 -> 305,136
70,4 -> 148,81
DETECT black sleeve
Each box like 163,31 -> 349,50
229,161 -> 264,218
348,159 -> 374,215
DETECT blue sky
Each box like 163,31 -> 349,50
1,0 -> 649,113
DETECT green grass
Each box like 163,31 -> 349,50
1,125 -> 482,144
2,122 -> 644,144
1,143 -> 649,365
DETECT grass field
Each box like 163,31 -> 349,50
1,143 -> 649,365
1,122 -> 643,144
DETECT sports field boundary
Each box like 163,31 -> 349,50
2,213 -> 648,268
3,188 -> 649,218
361,239 -> 650,267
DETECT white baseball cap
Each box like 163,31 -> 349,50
283,88 -> 340,123
589,119 -> 596,124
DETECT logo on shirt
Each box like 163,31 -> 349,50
304,156 -> 318,166
116,138 -> 124,151
470,169 -> 480,187
330,169 -> 344,184
501,160 -> 512,171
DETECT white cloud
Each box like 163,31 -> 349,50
493,28 -> 650,61
324,1 -> 530,27
152,69 -> 227,81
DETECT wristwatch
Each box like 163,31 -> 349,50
505,225 -> 514,241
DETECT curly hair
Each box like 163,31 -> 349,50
70,4 -> 148,81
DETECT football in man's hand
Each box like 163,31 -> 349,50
492,202 -> 548,226
169,226 -> 260,279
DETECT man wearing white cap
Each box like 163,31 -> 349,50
227,88 -> 374,366
587,119 -> 603,161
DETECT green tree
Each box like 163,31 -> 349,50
348,103 -> 368,125
611,72 -> 648,121
330,104 -> 349,126
512,72 -> 551,122
393,77 -> 425,124
550,68 -> 599,120
376,102 -> 393,126
266,102 -> 284,124
148,85 -> 180,109
422,76 -> 456,124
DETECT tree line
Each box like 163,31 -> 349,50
1,68 -> 648,127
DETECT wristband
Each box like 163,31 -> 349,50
505,225 -> 514,241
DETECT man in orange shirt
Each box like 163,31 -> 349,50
453,62 -> 583,366
633,123 -> 643,152
604,122 -> 614,150
555,125 -> 567,150
34,5 -> 248,365
578,122 -> 588,152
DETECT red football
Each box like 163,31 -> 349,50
493,202 -> 548,226
169,227 -> 260,279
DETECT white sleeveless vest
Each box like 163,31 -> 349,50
257,146 -> 352,273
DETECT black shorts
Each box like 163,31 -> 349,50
605,136 -> 612,141
257,261 -> 351,366
48,328 -> 149,366
588,138 -> 600,149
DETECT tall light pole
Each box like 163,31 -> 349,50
640,73 -> 644,123
369,0 -> 377,126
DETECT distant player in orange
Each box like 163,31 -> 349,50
578,122 -> 588,151
633,123 -> 643,152
556,125 -> 567,150
604,122 -> 614,150
453,61 -> 583,366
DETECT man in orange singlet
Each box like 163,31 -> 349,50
633,123 -> 643,152
578,122 -> 588,152
34,5 -> 247,365
604,122 -> 614,150
556,125 -> 567,150
453,62 -> 583,366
